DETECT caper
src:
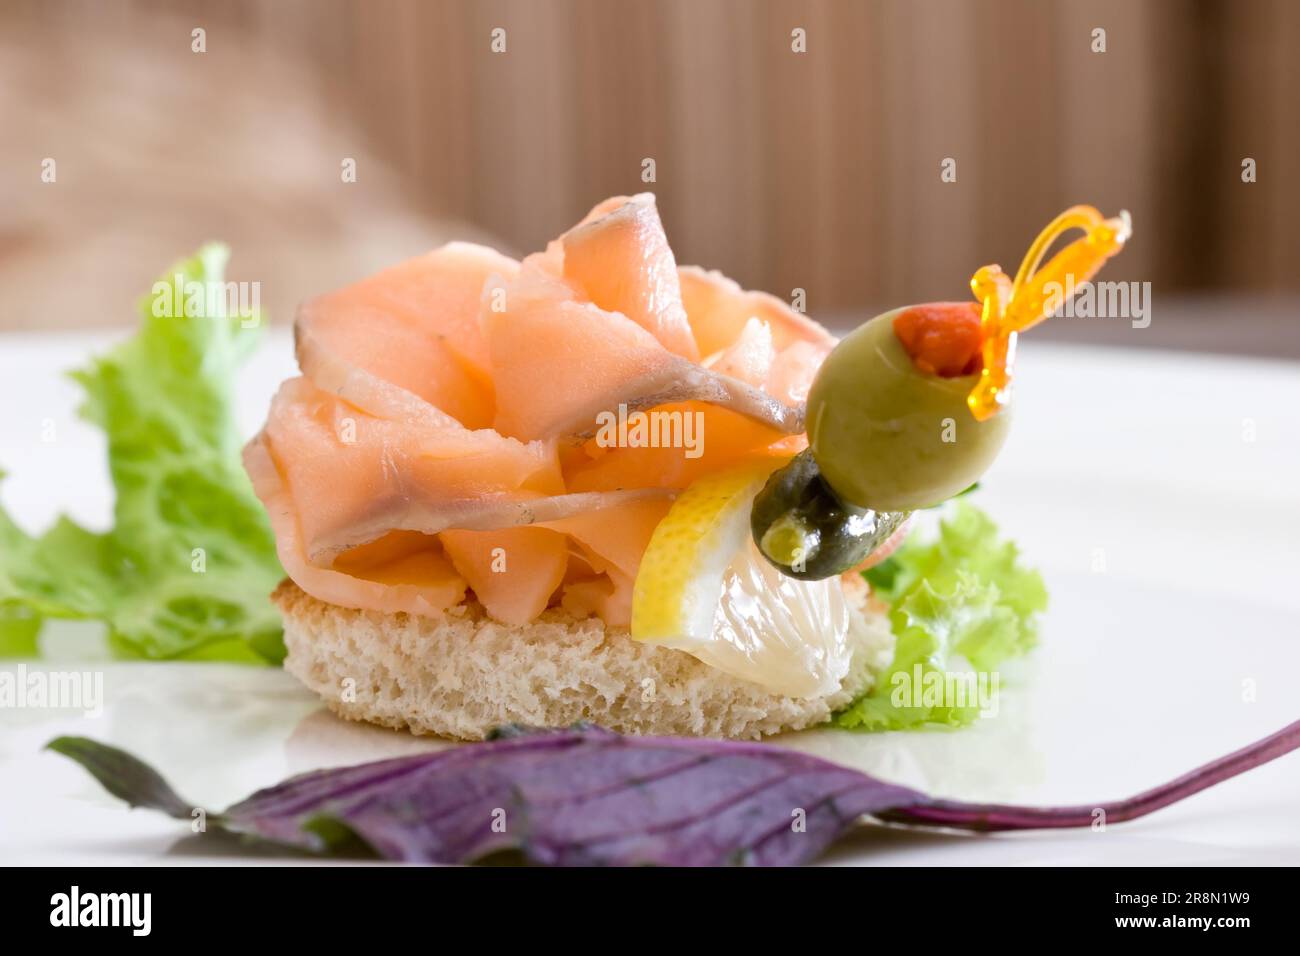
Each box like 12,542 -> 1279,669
751,449 -> 910,581
806,309 -> 1012,512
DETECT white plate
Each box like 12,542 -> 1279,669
2,330 -> 1298,865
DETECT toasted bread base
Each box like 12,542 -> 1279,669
274,579 -> 892,740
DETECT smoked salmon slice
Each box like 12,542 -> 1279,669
541,495 -> 673,624
257,377 -> 562,564
562,194 -> 700,361
245,194 -> 840,628
439,526 -> 569,626
679,264 -> 836,357
244,436 -> 469,617
487,255 -> 804,442
295,242 -> 519,429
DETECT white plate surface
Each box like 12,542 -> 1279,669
1,329 -> 1298,865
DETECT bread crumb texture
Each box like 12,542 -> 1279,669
274,578 -> 892,741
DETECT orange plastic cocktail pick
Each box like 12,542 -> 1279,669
967,206 -> 1131,421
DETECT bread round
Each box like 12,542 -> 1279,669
274,579 -> 893,740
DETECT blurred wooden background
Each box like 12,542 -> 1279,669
1,0 -> 1297,343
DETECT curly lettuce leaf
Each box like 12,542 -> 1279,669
837,503 -> 1047,730
0,601 -> 42,658
0,245 -> 284,662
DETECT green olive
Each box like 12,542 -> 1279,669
806,309 -> 1012,512
751,449 -> 910,581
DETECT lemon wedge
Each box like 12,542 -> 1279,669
632,461 -> 776,642
631,460 -> 854,697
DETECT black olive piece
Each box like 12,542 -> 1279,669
750,449 -> 910,581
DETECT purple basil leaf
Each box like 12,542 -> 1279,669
46,719 -> 1300,866
47,726 -> 929,865
222,727 -> 932,864
882,717 -> 1300,832
46,735 -> 195,818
